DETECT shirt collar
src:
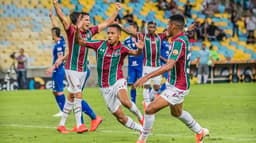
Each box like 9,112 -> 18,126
107,41 -> 122,50
171,32 -> 185,41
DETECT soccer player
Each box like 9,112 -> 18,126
123,22 -> 143,104
135,14 -> 209,143
120,21 -> 167,108
52,0 -> 121,133
47,10 -> 66,117
75,22 -> 144,132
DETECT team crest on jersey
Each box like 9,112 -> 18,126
113,51 -> 120,57
57,47 -> 62,51
172,49 -> 179,55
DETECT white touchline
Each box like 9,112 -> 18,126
0,124 -> 256,141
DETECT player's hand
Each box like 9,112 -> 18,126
135,34 -> 144,50
134,77 -> 149,88
188,23 -> 196,31
76,15 -> 83,29
115,3 -> 122,11
46,66 -> 54,76
53,0 -> 58,4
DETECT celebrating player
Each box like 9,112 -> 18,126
52,0 -> 121,133
123,22 -> 143,104
75,21 -> 144,132
135,14 -> 209,143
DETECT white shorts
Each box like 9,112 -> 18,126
143,66 -> 162,85
65,69 -> 89,93
100,79 -> 127,113
160,83 -> 190,105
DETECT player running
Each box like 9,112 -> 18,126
52,0 -> 121,133
135,14 -> 209,143
47,10 -> 66,117
75,21 -> 144,132
122,22 -> 143,104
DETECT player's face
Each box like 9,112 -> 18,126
82,15 -> 90,30
129,25 -> 137,33
147,23 -> 156,35
167,21 -> 175,36
107,27 -> 120,45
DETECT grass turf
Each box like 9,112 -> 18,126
0,83 -> 256,143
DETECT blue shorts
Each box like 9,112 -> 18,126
127,66 -> 142,84
52,66 -> 65,92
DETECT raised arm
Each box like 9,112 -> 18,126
98,3 -> 122,32
49,9 -> 57,27
52,0 -> 70,30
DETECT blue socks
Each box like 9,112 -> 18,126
55,94 -> 66,111
82,100 -> 96,120
130,89 -> 136,103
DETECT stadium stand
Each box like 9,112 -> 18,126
0,0 -> 255,71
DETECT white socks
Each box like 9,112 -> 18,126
125,116 -> 143,132
59,100 -> 73,126
197,74 -> 202,84
203,74 -> 208,83
129,102 -> 143,121
143,88 -> 150,106
74,98 -> 82,128
178,110 -> 202,134
139,114 -> 155,141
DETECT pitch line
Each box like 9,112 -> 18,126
0,124 -> 256,141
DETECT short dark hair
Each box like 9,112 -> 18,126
81,12 -> 89,16
51,27 -> 61,37
169,14 -> 185,28
108,24 -> 121,32
147,21 -> 156,26
70,11 -> 80,25
130,22 -> 138,31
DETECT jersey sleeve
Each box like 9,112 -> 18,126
169,40 -> 183,61
121,46 -> 131,55
66,25 -> 76,35
85,40 -> 104,50
88,26 -> 99,37
158,33 -> 167,41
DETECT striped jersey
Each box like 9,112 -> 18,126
65,25 -> 98,72
137,33 -> 167,67
168,32 -> 191,90
85,40 -> 130,88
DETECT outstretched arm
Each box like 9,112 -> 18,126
52,0 -> 70,30
49,9 -> 57,27
134,59 -> 176,88
98,3 -> 122,32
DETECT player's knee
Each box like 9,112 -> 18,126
121,100 -> 132,108
145,105 -> 155,115
171,110 -> 182,117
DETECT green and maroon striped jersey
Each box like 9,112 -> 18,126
85,40 -> 130,88
65,25 -> 98,72
137,33 -> 167,67
168,32 -> 191,90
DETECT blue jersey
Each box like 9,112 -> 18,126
160,39 -> 170,65
53,36 -> 66,67
123,36 -> 143,68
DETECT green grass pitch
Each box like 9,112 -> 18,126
0,83 -> 256,143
